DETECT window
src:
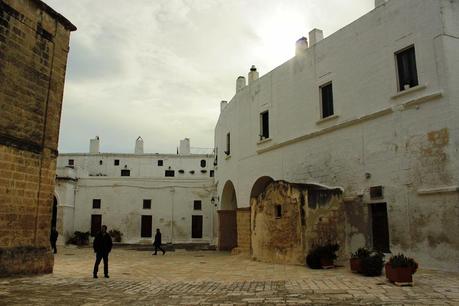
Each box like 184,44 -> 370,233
68,159 -> 74,166
92,199 -> 101,209
121,169 -> 130,176
260,111 -> 269,140
193,200 -> 202,210
114,159 -> 120,166
99,160 -> 103,165
165,170 -> 175,177
209,170 -> 214,177
157,160 -> 163,166
396,46 -> 418,91
200,160 -> 206,168
275,205 -> 282,218
320,83 -> 334,118
225,133 -> 231,155
370,186 -> 384,199
143,199 -> 151,209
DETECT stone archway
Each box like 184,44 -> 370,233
218,180 -> 238,250
250,176 -> 274,199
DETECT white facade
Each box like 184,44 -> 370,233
55,138 -> 217,245
215,0 -> 459,270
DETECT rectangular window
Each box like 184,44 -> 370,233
370,186 -> 384,199
114,159 -> 120,166
90,214 -> 102,237
157,160 -> 163,166
165,170 -> 175,177
396,46 -> 418,91
141,215 -> 152,238
225,133 -> 231,155
193,200 -> 202,210
320,83 -> 334,118
92,199 -> 101,209
121,169 -> 130,176
209,170 -> 214,177
192,215 -> 203,238
68,159 -> 74,166
260,111 -> 269,140
143,199 -> 151,209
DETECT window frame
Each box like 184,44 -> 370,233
114,159 -> 120,166
157,160 -> 163,166
165,170 -> 175,177
143,199 -> 152,209
320,82 -> 334,119
259,110 -> 270,140
395,45 -> 419,92
68,159 -> 74,166
121,169 -> 131,176
92,199 -> 101,209
193,200 -> 202,211
225,133 -> 231,155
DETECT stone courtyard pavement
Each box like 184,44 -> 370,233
0,246 -> 458,305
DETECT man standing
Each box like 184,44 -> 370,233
50,227 -> 58,254
152,228 -> 165,255
93,225 -> 112,278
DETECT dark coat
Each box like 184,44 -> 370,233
153,232 -> 162,246
50,229 -> 58,242
93,232 -> 113,254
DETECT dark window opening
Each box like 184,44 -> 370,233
68,159 -> 74,166
200,160 -> 206,168
114,159 -> 120,166
192,215 -> 203,238
260,111 -> 269,139
225,133 -> 231,155
141,215 -> 152,238
121,169 -> 130,176
165,170 -> 175,177
370,203 -> 390,253
209,170 -> 214,177
92,199 -> 101,209
370,186 -> 384,199
157,160 -> 163,166
143,199 -> 151,209
275,205 -> 282,218
396,46 -> 418,91
194,200 -> 202,210
320,83 -> 334,118
99,160 -> 103,165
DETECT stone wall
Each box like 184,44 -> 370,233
232,208 -> 250,254
0,0 -> 75,275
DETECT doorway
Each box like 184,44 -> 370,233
91,214 -> 102,236
370,203 -> 390,253
141,215 -> 152,238
192,215 -> 203,238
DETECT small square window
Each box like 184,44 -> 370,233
200,160 -> 206,168
370,186 -> 384,199
121,169 -> 130,176
209,170 -> 214,177
143,199 -> 151,209
260,111 -> 269,140
99,160 -> 103,165
165,170 -> 175,177
193,200 -> 202,210
114,160 -> 120,166
396,46 -> 418,91
93,199 -> 101,209
68,159 -> 74,166
158,160 -> 163,166
275,204 -> 282,218
320,83 -> 334,118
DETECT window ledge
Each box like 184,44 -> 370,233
316,114 -> 339,124
391,84 -> 426,99
257,137 -> 272,145
224,154 -> 231,160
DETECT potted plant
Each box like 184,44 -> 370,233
350,247 -> 371,273
361,251 -> 385,276
108,229 -> 123,242
306,243 -> 339,269
385,254 -> 418,283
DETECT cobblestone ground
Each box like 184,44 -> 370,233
0,246 -> 458,305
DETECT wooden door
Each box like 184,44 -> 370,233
218,210 -> 237,250
371,203 -> 390,252
192,215 -> 203,238
91,214 -> 102,237
141,215 -> 152,238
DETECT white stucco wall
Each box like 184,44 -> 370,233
215,0 -> 459,270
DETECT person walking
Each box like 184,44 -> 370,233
93,225 -> 113,278
152,228 -> 165,255
50,227 -> 58,254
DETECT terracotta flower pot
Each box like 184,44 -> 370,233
385,263 -> 413,283
350,258 -> 361,273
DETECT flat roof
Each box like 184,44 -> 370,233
33,0 -> 77,31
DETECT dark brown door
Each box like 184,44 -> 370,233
371,203 -> 390,253
141,215 -> 152,238
218,210 -> 237,251
192,215 -> 203,238
91,214 -> 102,237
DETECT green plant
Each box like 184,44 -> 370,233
67,231 -> 90,246
109,229 -> 123,242
306,243 -> 340,269
351,247 -> 371,259
388,254 -> 418,273
361,252 -> 385,276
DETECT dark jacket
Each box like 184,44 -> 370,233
153,232 -> 162,246
93,232 -> 113,254
50,229 -> 58,242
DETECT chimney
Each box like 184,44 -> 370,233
89,136 -> 100,154
135,136 -> 144,154
179,138 -> 190,155
308,28 -> 324,47
248,65 -> 259,85
220,100 -> 228,112
236,76 -> 246,92
295,37 -> 308,55
375,0 -> 389,7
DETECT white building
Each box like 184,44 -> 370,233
214,0 -> 459,270
54,137 -> 217,245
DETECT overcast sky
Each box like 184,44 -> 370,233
45,0 -> 373,154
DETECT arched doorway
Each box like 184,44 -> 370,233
218,180 -> 238,250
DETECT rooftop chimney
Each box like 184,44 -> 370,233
220,100 -> 228,112
308,28 -> 324,47
89,136 -> 100,154
135,136 -> 144,154
248,65 -> 259,85
295,37 -> 308,55
179,138 -> 190,155
236,76 -> 246,93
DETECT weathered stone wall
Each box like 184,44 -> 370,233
0,0 -> 74,275
231,208 -> 250,254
